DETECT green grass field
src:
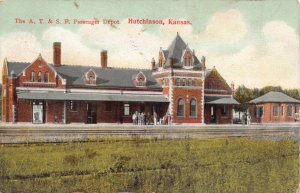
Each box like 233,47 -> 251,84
0,137 -> 298,193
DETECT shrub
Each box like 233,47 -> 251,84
63,155 -> 80,166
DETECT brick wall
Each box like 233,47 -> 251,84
46,101 -> 64,123
18,57 -> 65,89
67,101 -> 87,123
172,87 -> 202,123
250,103 -> 297,123
17,100 -> 32,122
204,104 -> 233,124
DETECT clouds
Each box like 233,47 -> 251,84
42,27 -> 97,66
0,32 -> 42,62
208,20 -> 299,89
0,8 -> 298,89
201,9 -> 248,43
78,20 -> 161,68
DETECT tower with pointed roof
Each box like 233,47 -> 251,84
152,33 -> 205,124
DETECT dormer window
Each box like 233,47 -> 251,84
85,69 -> 97,86
183,49 -> 193,66
134,71 -> 147,87
89,76 -> 95,85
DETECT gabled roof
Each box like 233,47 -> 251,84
205,69 -> 212,78
205,67 -> 231,92
7,62 -> 31,77
160,33 -> 202,69
250,91 -> 300,104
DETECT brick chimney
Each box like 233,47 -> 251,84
151,58 -> 156,70
53,42 -> 61,67
101,50 -> 107,68
169,57 -> 173,68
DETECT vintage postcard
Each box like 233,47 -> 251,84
0,0 -> 299,192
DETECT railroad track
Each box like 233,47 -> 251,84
0,124 -> 300,143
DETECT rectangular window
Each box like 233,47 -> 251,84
176,78 -> 180,86
288,105 -> 293,117
182,78 -> 186,86
124,103 -> 130,116
221,105 -> 227,116
257,106 -> 264,118
188,79 -> 192,86
273,105 -> 278,117
280,106 -> 284,117
70,101 -> 77,112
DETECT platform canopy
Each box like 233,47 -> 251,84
17,92 -> 169,103
205,96 -> 239,105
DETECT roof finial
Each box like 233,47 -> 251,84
38,53 -> 42,58
177,32 -> 179,36
4,57 -> 7,63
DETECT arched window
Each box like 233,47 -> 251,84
30,71 -> 35,82
188,57 -> 192,66
190,99 -> 196,117
44,72 -> 49,82
177,99 -> 184,117
38,72 -> 42,82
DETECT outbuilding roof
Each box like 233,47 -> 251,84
249,91 -> 300,104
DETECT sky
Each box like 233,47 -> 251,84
0,0 -> 299,89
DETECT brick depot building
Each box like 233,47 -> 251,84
2,34 -> 238,124
249,91 -> 300,123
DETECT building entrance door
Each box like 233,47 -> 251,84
210,105 -> 217,123
87,103 -> 97,124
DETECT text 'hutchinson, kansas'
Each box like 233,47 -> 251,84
128,18 -> 192,25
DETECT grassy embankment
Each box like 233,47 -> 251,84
0,137 -> 298,193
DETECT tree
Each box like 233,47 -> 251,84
260,86 -> 283,96
234,85 -> 254,116
283,89 -> 300,100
